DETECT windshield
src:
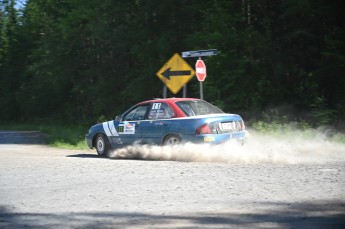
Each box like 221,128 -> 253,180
176,100 -> 224,116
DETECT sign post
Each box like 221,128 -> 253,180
199,81 -> 203,100
163,85 -> 167,98
195,58 -> 207,99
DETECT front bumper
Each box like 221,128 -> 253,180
85,133 -> 93,149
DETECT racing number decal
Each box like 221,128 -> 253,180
152,103 -> 161,110
118,125 -> 124,133
102,121 -> 119,137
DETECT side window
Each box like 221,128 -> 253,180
123,105 -> 149,121
178,103 -> 195,116
148,103 -> 174,120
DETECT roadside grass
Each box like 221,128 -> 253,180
41,125 -> 89,150
0,123 -> 89,150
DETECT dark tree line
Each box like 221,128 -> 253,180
1,0 -> 344,126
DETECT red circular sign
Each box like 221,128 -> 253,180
195,60 -> 207,81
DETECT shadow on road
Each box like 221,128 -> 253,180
66,154 -> 102,159
1,200 -> 344,229
65,154 -> 152,161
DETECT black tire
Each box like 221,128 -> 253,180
95,134 -> 110,157
163,135 -> 181,145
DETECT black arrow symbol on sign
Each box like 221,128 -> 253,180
162,67 -> 191,80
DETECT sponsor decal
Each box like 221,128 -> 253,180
118,122 -> 136,134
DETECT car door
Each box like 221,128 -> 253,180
116,104 -> 150,145
140,102 -> 174,144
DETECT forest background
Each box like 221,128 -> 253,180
1,0 -> 344,130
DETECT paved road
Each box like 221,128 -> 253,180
0,132 -> 345,228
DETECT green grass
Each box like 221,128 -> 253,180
0,123 -> 89,150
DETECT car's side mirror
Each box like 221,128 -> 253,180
115,115 -> 122,121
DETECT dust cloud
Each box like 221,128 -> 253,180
109,130 -> 345,164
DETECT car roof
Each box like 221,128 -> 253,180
138,98 -> 201,105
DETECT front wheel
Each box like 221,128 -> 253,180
163,135 -> 181,145
95,134 -> 110,157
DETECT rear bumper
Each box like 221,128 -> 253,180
181,131 -> 248,144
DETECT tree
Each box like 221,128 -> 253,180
1,0 -> 344,125
0,0 -> 23,120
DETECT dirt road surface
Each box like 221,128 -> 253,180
0,131 -> 345,228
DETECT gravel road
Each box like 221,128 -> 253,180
0,131 -> 345,228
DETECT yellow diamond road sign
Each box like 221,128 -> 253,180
156,53 -> 195,94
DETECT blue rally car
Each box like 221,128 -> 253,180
85,98 -> 247,157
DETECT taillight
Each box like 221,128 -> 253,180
195,123 -> 213,134
241,120 -> 246,130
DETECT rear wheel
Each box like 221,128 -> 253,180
163,135 -> 181,145
95,134 -> 110,157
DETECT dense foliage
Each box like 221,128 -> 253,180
1,0 -> 344,127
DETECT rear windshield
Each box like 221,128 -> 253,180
176,100 -> 224,116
